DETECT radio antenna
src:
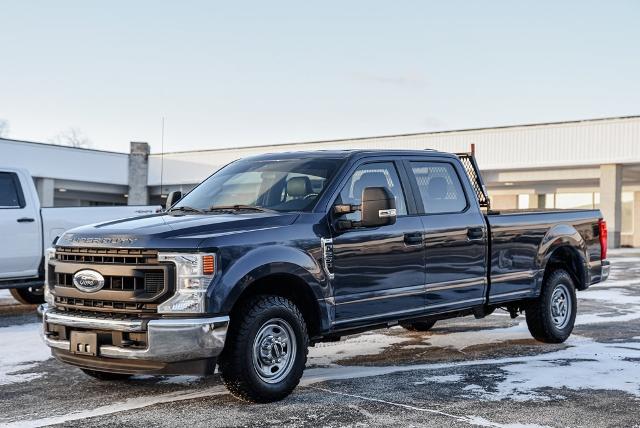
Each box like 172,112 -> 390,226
160,117 -> 165,198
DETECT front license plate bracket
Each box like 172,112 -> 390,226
70,331 -> 98,356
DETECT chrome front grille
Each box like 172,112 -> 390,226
50,247 -> 172,315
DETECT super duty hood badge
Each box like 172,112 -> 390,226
69,236 -> 138,245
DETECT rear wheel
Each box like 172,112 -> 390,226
9,287 -> 45,305
219,295 -> 308,403
81,369 -> 132,381
525,269 -> 577,343
400,320 -> 437,332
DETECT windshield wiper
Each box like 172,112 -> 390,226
167,206 -> 205,214
205,205 -> 277,213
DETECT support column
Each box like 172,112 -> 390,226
633,192 -> 640,248
599,164 -> 622,248
128,142 -> 150,205
36,177 -> 55,207
528,193 -> 540,209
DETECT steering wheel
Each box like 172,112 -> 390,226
303,193 -> 319,200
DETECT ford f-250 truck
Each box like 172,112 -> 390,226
0,166 -> 160,304
41,149 -> 610,402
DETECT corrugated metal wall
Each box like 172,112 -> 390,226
148,116 -> 640,186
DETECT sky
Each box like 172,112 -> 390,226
1,1 -> 639,154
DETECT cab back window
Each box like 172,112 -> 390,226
410,162 -> 467,214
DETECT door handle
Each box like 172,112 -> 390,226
467,227 -> 484,240
17,217 -> 35,223
404,233 -> 423,246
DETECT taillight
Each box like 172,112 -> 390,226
599,219 -> 607,260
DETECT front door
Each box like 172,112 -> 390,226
405,160 -> 488,313
329,160 -> 426,327
0,172 -> 41,279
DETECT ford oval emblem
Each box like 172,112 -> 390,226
72,270 -> 105,293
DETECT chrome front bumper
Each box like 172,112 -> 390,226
42,306 -> 229,363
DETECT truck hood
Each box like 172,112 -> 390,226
56,212 -> 299,250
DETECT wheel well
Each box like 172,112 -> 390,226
544,246 -> 587,290
232,273 -> 322,338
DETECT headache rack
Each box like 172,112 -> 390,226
456,152 -> 491,211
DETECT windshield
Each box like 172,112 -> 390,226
172,157 -> 344,213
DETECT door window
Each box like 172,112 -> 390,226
0,173 -> 23,208
410,162 -> 467,214
337,162 -> 407,220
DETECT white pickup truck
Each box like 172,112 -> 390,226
0,166 -> 160,304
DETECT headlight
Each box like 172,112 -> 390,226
157,253 -> 216,314
43,248 -> 56,306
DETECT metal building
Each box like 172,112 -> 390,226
2,115 -> 639,247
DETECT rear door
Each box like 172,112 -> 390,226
0,171 -> 41,279
329,159 -> 426,327
405,158 -> 488,312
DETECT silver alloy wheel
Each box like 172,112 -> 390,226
550,283 -> 572,329
252,318 -> 297,384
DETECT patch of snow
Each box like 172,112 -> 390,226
402,344 -> 431,349
306,335 -> 640,401
308,333 -> 409,366
607,248 -> 640,256
463,337 -> 640,401
422,322 -> 531,351
576,311 -> 640,325
594,278 -> 640,288
0,289 -> 17,305
158,375 -> 202,385
0,323 -> 51,385
414,373 -> 463,385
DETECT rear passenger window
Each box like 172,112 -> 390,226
0,173 -> 22,208
410,162 -> 467,214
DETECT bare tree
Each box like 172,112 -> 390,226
49,128 -> 92,148
0,119 -> 9,138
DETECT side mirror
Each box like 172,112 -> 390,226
165,191 -> 182,209
360,187 -> 397,227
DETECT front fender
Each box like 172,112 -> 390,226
208,245 -> 329,315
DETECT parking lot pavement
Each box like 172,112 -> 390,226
1,250 -> 640,428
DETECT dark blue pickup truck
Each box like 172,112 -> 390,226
42,149 -> 610,402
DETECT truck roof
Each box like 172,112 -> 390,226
243,148 -> 456,161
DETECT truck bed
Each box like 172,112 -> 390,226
485,208 -> 603,304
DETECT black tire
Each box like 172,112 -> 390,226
400,320 -> 437,332
525,269 -> 577,343
81,369 -> 132,381
10,287 -> 45,305
219,295 -> 308,403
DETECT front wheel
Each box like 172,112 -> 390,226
9,287 -> 45,305
525,269 -> 577,343
219,295 -> 308,403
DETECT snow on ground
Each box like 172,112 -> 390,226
0,323 -> 50,385
414,374 -> 464,385
0,289 -> 17,306
308,332 -> 410,366
422,322 -> 530,351
417,335 -> 640,401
